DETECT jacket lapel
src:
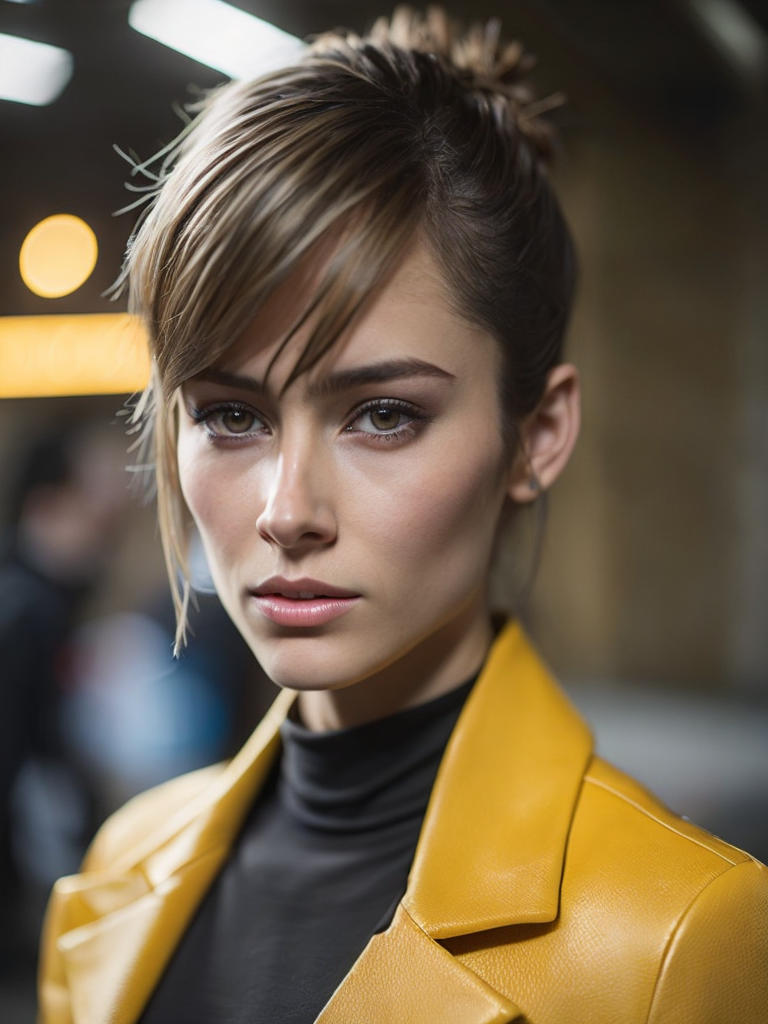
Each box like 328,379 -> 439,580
49,622 -> 592,1024
50,689 -> 295,1024
405,620 -> 593,938
55,847 -> 229,1024
317,621 -> 593,1023
315,905 -> 524,1024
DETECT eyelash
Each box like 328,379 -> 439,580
189,402 -> 267,443
344,399 -> 428,444
189,398 -> 428,446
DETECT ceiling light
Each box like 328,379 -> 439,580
687,0 -> 768,80
0,32 -> 73,106
128,0 -> 305,80
20,214 -> 99,298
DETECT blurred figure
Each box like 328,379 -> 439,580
64,589 -> 274,814
61,524 -> 273,814
0,423 -> 126,962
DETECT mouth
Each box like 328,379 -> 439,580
249,578 -> 360,627
252,577 -> 360,600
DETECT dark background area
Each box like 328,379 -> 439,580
2,0 -> 766,319
2,1 -> 768,1019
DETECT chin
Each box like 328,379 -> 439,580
243,630 -> 372,693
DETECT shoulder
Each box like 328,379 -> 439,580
572,757 -> 768,1021
581,757 -> 753,860
572,755 -> 767,916
83,762 -> 227,872
578,755 -> 758,868
451,754 -> 768,1023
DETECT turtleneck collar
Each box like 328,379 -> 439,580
278,677 -> 475,834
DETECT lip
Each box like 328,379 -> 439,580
250,576 -> 360,627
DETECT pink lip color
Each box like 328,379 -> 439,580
250,577 -> 360,627
252,594 -> 359,627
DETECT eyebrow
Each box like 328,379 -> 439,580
194,359 -> 457,397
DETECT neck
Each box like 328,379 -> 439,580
297,607 -> 493,732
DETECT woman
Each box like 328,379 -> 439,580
39,8 -> 767,1024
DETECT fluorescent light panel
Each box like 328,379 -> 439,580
0,32 -> 73,105
690,0 -> 768,77
128,0 -> 305,80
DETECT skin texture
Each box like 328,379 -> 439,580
177,242 -> 579,731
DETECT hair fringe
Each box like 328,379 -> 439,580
118,6 -> 574,647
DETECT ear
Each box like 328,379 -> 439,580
507,363 -> 581,503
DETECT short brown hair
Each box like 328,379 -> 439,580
122,6 -> 576,647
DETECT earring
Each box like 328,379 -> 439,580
528,477 -> 541,494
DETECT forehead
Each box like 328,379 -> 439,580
216,241 -> 500,390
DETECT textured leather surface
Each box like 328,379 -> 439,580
316,905 -> 522,1024
646,859 -> 768,1023
38,622 -> 768,1024
443,758 -> 768,1023
403,624 -> 592,938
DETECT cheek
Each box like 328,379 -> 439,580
348,429 -> 508,571
176,436 -> 249,566
176,434 -> 209,528
417,456 -> 504,554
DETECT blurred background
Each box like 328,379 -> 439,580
1,0 -> 767,1019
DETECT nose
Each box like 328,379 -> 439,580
255,439 -> 337,551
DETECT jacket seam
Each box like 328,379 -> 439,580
643,860 -> 750,1023
583,774 -> 738,866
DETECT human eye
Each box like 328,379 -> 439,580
188,401 -> 268,442
345,399 -> 428,443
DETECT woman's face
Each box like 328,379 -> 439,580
177,242 -> 516,725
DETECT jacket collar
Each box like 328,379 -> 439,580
405,620 -> 593,938
51,620 -> 592,1024
315,903 -> 524,1024
49,692 -> 295,1024
320,621 -> 592,1024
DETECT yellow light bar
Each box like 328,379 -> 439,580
0,313 -> 150,397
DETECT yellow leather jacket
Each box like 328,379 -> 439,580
39,621 -> 768,1024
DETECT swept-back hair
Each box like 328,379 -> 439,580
120,6 -> 576,649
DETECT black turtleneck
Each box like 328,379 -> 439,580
138,677 -> 475,1024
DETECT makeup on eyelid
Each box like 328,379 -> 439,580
184,391 -> 433,445
176,242 -> 512,729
